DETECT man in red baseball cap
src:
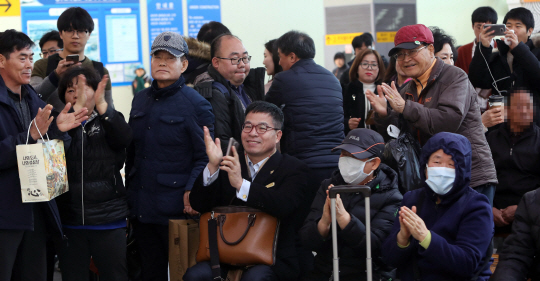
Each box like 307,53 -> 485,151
366,24 -> 498,207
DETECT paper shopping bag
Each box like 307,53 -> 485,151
16,139 -> 69,202
169,219 -> 200,281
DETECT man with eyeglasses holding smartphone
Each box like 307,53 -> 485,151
366,24 -> 498,205
31,7 -> 113,112
194,33 -> 265,154
186,101 -> 310,281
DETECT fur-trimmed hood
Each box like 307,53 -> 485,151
184,37 -> 211,61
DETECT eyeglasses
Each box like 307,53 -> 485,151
360,63 -> 378,70
39,48 -> 63,58
394,45 -> 428,61
63,29 -> 89,37
216,56 -> 252,65
242,123 -> 279,134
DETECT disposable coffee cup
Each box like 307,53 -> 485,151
489,95 -> 504,108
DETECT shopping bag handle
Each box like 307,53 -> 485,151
328,185 -> 371,198
26,119 -> 50,145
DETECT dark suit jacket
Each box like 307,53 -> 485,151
190,150 -> 310,281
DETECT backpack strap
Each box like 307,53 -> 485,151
92,60 -> 105,78
212,81 -> 230,100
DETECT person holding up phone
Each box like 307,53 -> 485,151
469,7 -> 540,127
31,7 -> 114,112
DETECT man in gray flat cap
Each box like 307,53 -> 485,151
125,31 -> 215,281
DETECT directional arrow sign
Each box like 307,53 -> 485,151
0,0 -> 10,12
0,0 -> 20,17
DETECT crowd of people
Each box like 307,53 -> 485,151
1,4 -> 539,281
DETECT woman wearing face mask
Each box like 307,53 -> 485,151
343,49 -> 386,134
382,132 -> 494,281
300,129 -> 402,281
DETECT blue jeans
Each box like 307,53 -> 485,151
474,183 -> 496,208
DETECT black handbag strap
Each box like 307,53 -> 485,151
208,215 -> 222,280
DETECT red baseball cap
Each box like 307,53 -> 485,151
388,24 -> 434,57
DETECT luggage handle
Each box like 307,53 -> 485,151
328,185 -> 371,198
329,185 -> 372,281
217,213 -> 256,245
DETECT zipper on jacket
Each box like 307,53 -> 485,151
81,125 -> 86,225
510,147 -> 513,156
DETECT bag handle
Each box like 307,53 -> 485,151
218,213 -> 256,246
25,119 -> 50,145
208,212 -> 223,280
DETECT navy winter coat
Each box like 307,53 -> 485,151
382,132 -> 494,281
0,75 -> 67,235
126,76 -> 214,225
266,59 -> 344,169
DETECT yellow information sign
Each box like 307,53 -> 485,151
376,31 -> 397,43
0,0 -> 20,17
325,32 -> 363,45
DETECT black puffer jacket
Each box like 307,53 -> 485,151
343,79 -> 380,134
300,164 -> 402,280
492,188 -> 540,281
469,39 -> 540,95
56,106 -> 132,225
486,123 -> 540,210
266,59 -> 344,169
194,65 -> 265,153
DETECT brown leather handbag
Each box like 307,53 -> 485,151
196,206 -> 280,267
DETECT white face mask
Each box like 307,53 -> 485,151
338,156 -> 374,185
425,165 -> 455,195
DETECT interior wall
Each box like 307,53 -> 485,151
417,0 -> 509,46
1,0 -> 325,119
2,0 -> 515,117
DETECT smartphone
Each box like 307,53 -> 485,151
66,54 -> 79,64
225,137 -> 240,157
483,24 -> 507,36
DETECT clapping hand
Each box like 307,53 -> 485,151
399,206 -> 429,242
366,88 -> 388,117
56,103 -> 89,132
72,74 -> 88,113
94,75 -> 109,115
220,145 -> 243,191
203,126 -> 222,174
30,105 -> 54,141
380,82 -> 406,114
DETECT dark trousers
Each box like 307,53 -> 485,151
184,261 -> 278,281
297,166 -> 337,278
0,205 -> 47,281
57,227 -> 128,281
133,221 -> 169,281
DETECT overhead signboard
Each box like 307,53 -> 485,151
0,0 -> 20,16
147,0 -> 183,53
187,0 -> 221,38
21,0 -> 143,86
376,31 -> 397,43
325,32 -> 363,45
